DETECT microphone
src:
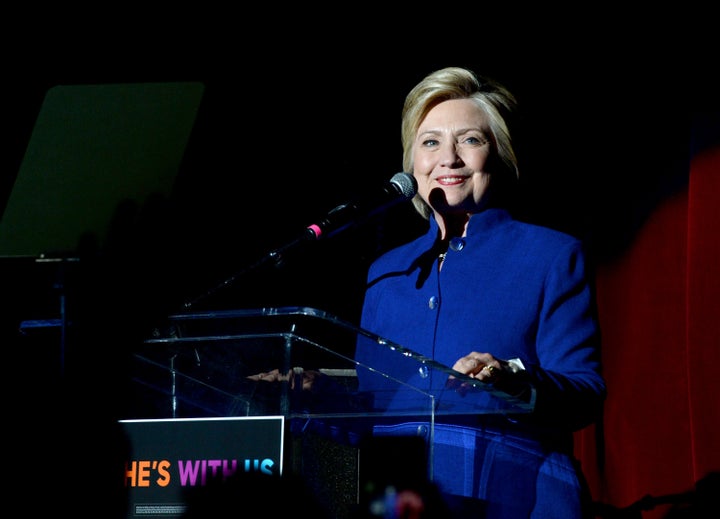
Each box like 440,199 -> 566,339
306,172 -> 417,240
181,173 -> 417,309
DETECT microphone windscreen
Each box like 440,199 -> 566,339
390,172 -> 418,198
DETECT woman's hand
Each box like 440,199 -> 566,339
451,352 -> 504,382
247,368 -> 320,390
445,352 -> 503,395
448,352 -> 531,401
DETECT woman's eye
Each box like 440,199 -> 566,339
464,136 -> 487,145
422,139 -> 439,147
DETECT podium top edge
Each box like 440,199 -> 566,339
0,254 -> 81,262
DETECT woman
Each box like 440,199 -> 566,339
354,66 -> 606,518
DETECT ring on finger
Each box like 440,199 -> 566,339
483,365 -> 498,375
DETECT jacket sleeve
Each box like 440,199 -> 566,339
518,240 -> 606,431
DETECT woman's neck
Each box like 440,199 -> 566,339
436,213 -> 470,240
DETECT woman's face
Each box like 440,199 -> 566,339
412,98 -> 493,216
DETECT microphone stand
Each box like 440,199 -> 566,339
181,174 -> 416,311
181,227 -> 318,311
153,228 -> 319,418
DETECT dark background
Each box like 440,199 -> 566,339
3,34 -> 717,377
1,19 -> 718,515
4,49 -> 716,309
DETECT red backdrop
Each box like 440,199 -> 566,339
575,116 -> 720,518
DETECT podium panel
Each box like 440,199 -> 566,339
126,306 -> 535,517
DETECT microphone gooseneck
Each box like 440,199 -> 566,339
182,173 -> 416,310
306,172 -> 417,240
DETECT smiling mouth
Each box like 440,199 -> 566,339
436,176 -> 467,185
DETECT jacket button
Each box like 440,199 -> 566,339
449,237 -> 465,252
428,295 -> 439,309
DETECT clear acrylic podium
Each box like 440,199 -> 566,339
127,306 -> 535,516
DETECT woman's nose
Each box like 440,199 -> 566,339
439,144 -> 462,167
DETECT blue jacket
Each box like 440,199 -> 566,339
356,208 -> 606,517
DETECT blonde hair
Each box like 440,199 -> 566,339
401,67 -> 520,219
